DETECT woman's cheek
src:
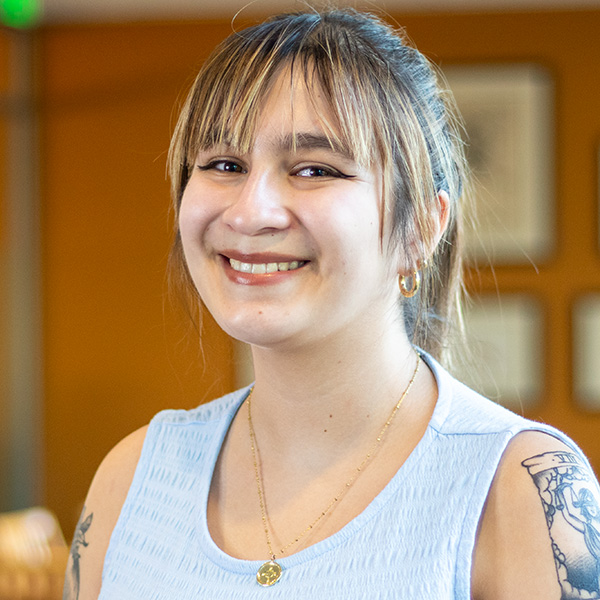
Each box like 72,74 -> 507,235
178,192 -> 213,246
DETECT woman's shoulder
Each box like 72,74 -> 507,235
150,385 -> 251,426
428,356 -> 578,446
472,428 -> 600,599
427,356 -> 534,436
63,385 -> 250,598
63,425 -> 149,599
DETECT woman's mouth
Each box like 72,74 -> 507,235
228,258 -> 307,274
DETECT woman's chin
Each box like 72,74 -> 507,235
217,315 -> 301,351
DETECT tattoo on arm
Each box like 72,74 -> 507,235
522,451 -> 600,599
63,506 -> 94,600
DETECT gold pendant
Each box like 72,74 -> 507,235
256,560 -> 282,586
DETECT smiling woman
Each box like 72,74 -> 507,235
177,71 -> 392,351
64,8 -> 600,600
168,12 -> 464,362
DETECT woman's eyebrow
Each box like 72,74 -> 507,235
278,132 -> 353,160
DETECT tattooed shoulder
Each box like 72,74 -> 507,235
63,506 -> 94,600
522,450 -> 600,600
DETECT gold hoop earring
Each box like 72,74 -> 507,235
399,270 -> 421,298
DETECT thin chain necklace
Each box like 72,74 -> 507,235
247,357 -> 420,587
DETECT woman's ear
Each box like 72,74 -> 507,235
398,190 -> 451,274
426,190 -> 450,256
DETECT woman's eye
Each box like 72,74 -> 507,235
294,165 -> 348,178
197,160 -> 246,174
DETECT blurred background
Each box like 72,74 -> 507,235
1,0 -> 600,566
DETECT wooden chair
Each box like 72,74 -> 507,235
0,507 -> 68,600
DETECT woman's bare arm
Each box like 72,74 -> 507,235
472,430 -> 600,600
63,425 -> 148,600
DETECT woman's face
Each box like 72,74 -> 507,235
178,72 -> 404,352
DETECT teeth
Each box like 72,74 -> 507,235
229,258 -> 306,274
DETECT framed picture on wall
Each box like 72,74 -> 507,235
455,294 -> 543,411
443,64 -> 554,265
573,295 -> 600,411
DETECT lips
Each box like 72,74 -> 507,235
220,251 -> 309,284
229,258 -> 307,274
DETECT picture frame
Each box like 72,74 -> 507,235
573,295 -> 600,411
443,64 -> 554,264
455,294 -> 543,411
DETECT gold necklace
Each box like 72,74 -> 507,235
247,357 -> 420,587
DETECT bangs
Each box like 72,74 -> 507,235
170,9 -> 444,247
185,56 -> 381,169
170,13 -> 400,200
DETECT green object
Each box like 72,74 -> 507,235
0,0 -> 42,29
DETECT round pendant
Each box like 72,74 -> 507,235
256,560 -> 282,586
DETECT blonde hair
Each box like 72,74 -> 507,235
168,9 -> 469,366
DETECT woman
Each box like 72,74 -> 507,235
64,9 -> 600,599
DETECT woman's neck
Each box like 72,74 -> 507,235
246,321 -> 421,460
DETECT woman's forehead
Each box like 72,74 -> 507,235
254,71 -> 343,144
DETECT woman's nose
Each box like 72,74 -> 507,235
221,170 -> 291,235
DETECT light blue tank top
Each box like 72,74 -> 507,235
99,355 -> 581,599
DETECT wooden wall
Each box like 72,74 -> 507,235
38,21 -> 237,533
22,8 -> 600,535
399,10 -> 600,466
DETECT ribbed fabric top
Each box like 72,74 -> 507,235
99,355 -> 580,599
